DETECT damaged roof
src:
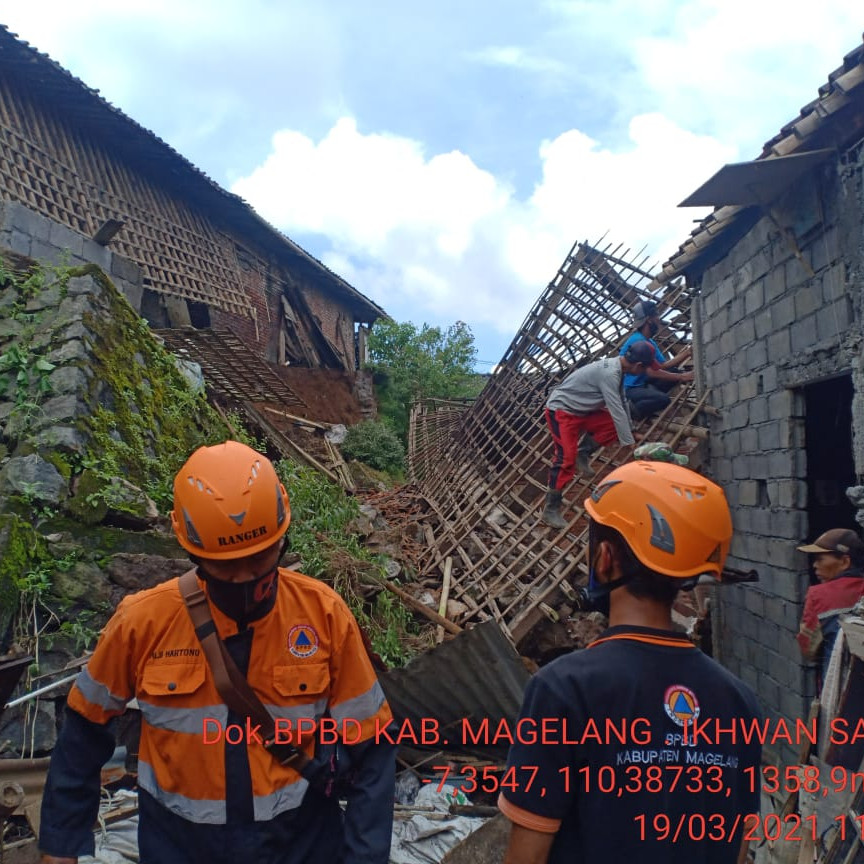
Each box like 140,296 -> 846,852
660,37 -> 864,283
155,328 -> 307,409
0,25 -> 386,322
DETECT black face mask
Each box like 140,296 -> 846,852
196,537 -> 288,624
648,320 -> 660,336
199,565 -> 279,624
573,583 -> 611,617
583,525 -> 630,617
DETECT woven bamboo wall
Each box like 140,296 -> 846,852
409,241 -> 705,645
0,72 -> 369,374
408,398 -> 474,485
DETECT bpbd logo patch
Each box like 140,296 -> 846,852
288,624 -> 320,658
663,684 -> 700,727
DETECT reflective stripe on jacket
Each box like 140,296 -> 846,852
67,568 -> 392,825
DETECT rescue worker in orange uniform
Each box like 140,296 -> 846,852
39,441 -> 395,864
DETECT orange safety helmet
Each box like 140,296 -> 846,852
584,461 -> 732,580
170,441 -> 290,560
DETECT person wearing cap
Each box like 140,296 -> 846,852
39,441 -> 396,864
796,528 -> 864,681
501,462 -> 762,864
542,345 -> 655,529
619,300 -> 694,421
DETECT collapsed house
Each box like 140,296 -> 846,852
406,241 -> 709,660
3,18 -> 864,864
0,25 -> 384,425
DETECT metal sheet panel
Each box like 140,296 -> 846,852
678,149 -> 835,208
380,620 -> 531,759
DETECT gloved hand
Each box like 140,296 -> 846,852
633,442 -> 688,465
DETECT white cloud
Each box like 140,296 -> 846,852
547,0 -> 864,153
235,118 -> 509,259
466,45 -> 567,75
233,114 -> 731,334
9,0 -> 862,354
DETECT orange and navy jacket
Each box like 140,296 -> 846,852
66,568 -> 392,825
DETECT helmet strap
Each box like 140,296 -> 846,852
587,520 -> 634,615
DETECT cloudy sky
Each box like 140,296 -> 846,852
3,2 -> 862,365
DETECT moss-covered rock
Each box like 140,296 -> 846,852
67,473 -> 159,529
47,560 -> 113,611
0,258 -> 231,512
65,468 -> 108,525
0,453 -> 67,505
0,513 -> 50,645
0,256 -> 233,662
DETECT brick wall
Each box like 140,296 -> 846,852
301,285 -> 357,368
694,148 -> 864,737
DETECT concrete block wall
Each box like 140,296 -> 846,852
696,161 -> 862,732
0,199 -> 143,313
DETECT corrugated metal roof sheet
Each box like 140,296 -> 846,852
380,620 -> 531,759
679,149 -> 835,208
660,38 -> 864,283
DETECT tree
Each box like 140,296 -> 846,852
366,319 -> 482,442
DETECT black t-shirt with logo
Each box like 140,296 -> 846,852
500,625 -> 762,863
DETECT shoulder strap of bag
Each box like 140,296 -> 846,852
178,569 -> 310,771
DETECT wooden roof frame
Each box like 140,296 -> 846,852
0,25 -> 386,323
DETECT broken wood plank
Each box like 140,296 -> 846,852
658,420 -> 708,439
243,402 -> 344,486
448,804 -> 501,818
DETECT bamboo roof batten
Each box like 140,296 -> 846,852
0,25 -> 385,324
406,240 -> 710,646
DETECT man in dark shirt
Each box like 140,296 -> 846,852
619,300 -> 693,421
797,528 -> 864,682
500,461 -> 761,864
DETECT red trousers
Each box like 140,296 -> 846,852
545,407 -> 618,491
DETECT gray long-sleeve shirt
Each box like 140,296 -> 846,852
546,357 -> 635,445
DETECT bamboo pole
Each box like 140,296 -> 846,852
380,578 -> 462,635
260,405 -> 331,430
435,557 -> 453,643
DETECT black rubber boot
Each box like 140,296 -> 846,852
541,489 -> 567,529
577,434 -> 600,477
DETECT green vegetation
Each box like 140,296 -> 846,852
0,257 -> 232,671
81,277 -> 229,513
366,319 -> 483,442
0,258 -> 231,515
0,513 -> 103,677
341,419 -> 405,475
0,258 -> 424,672
0,514 -> 52,650
277,460 -> 422,666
